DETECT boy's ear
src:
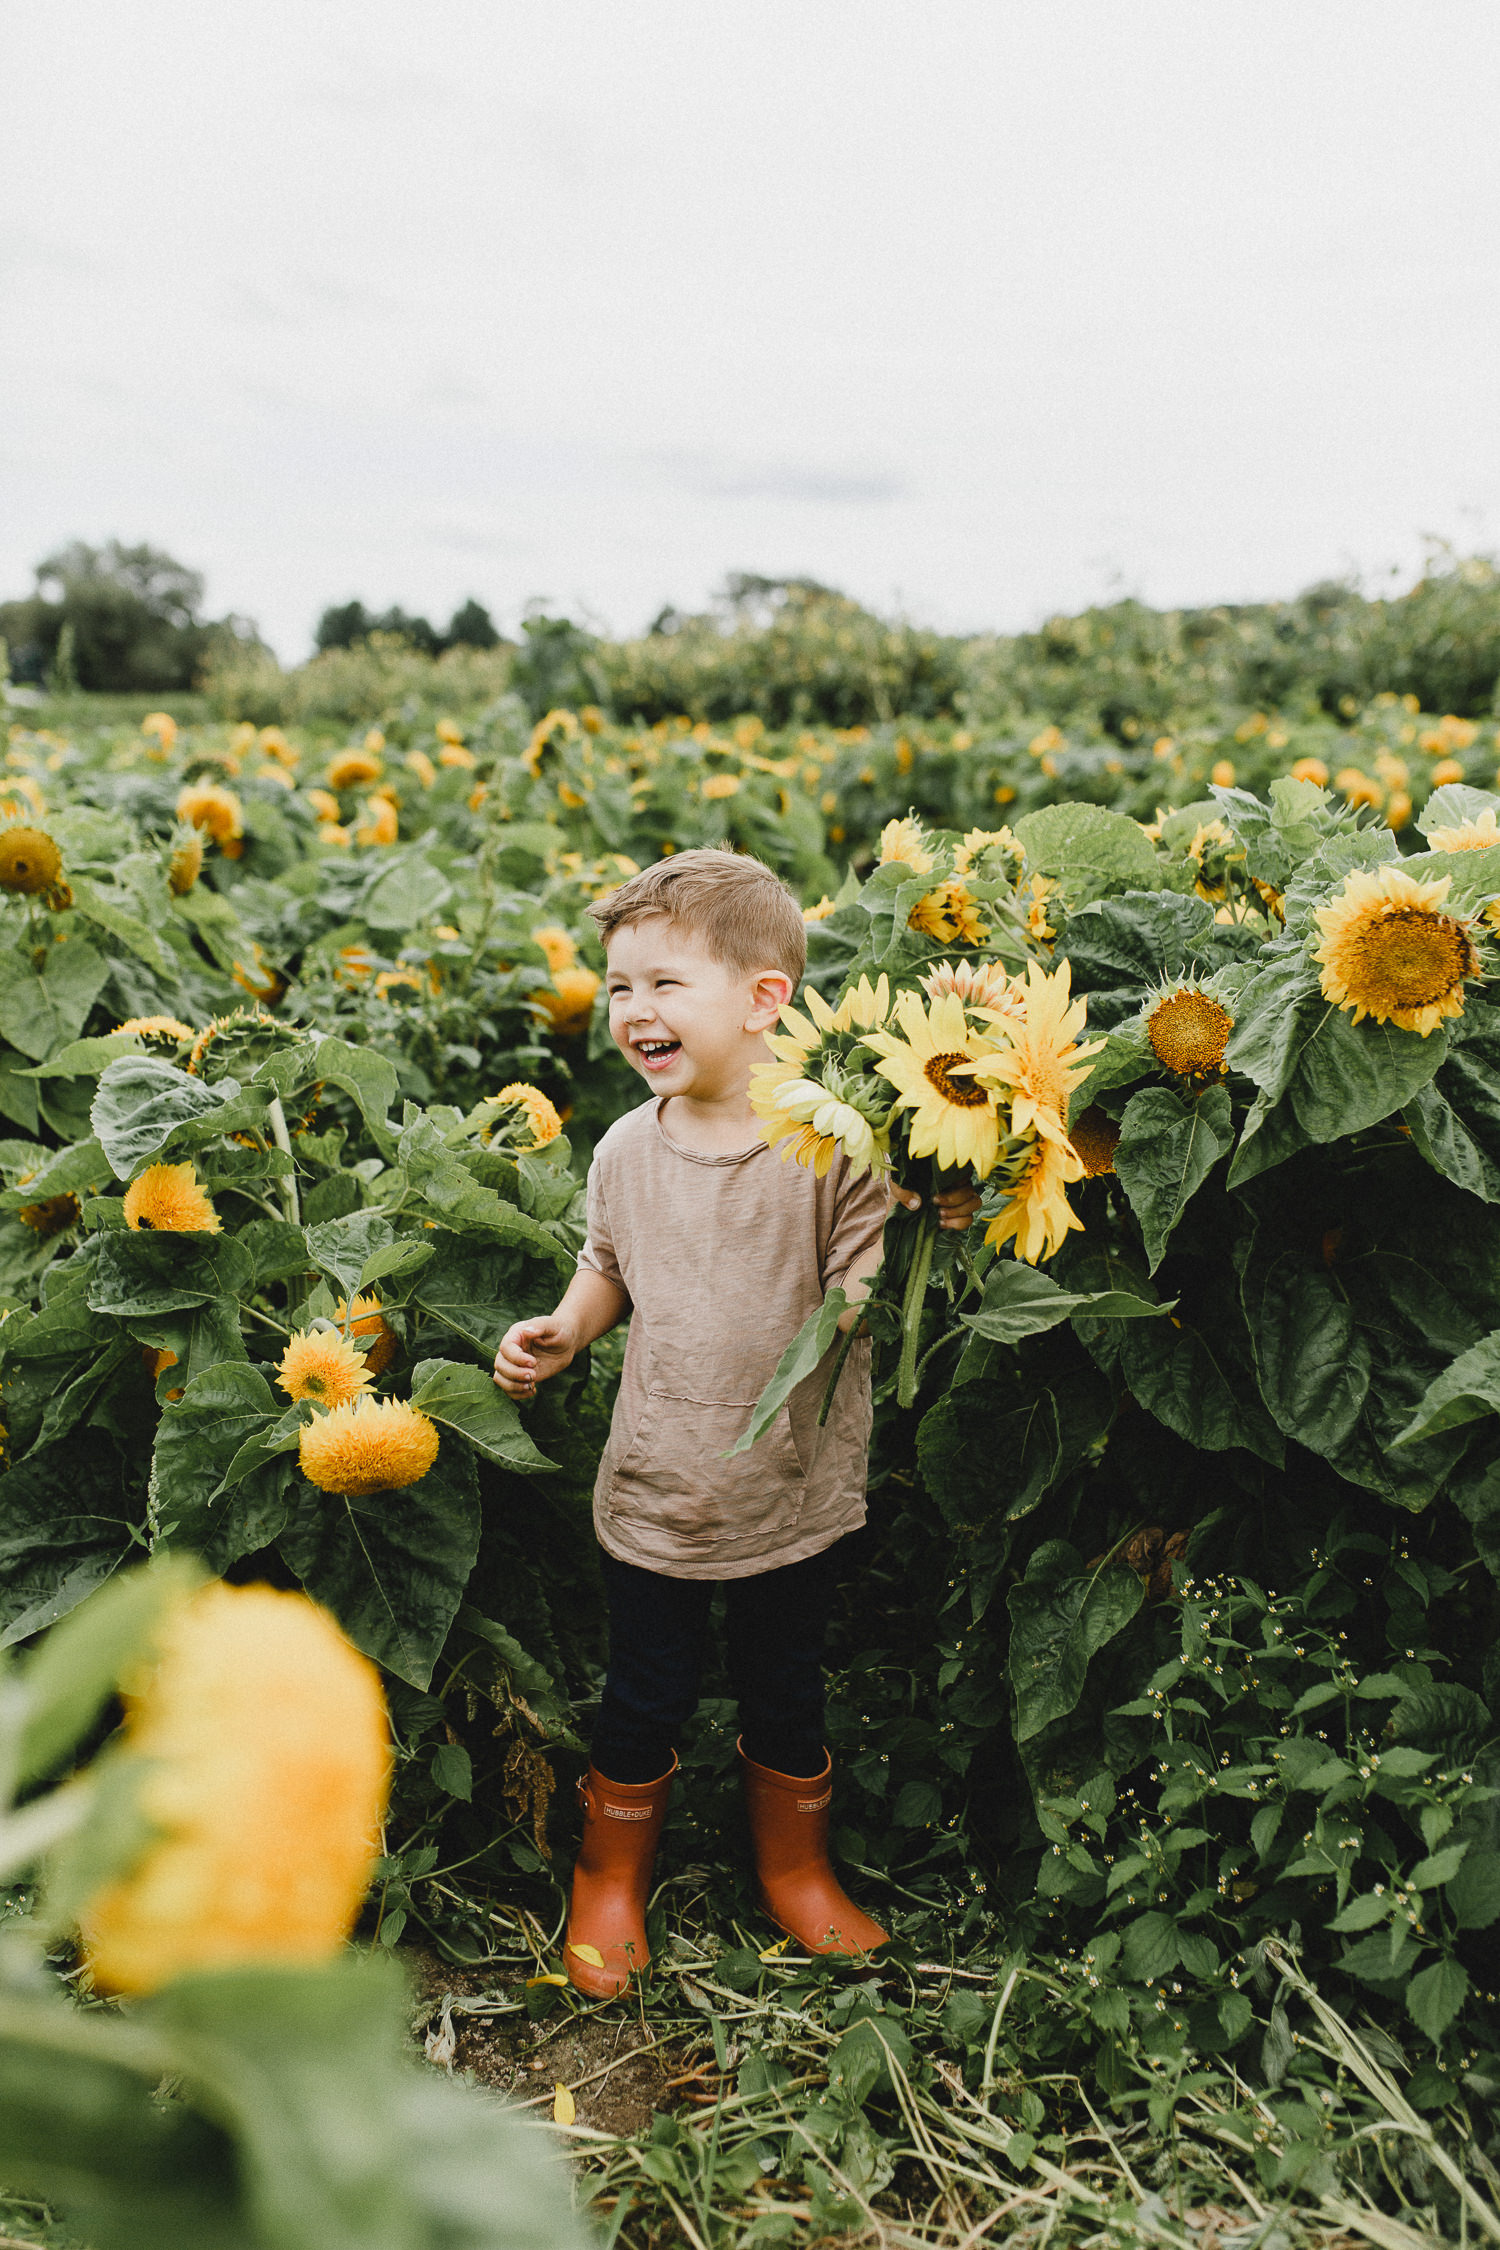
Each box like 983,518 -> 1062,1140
744,969 -> 795,1031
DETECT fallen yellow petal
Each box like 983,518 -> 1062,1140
526,1972 -> 570,1988
758,1936 -> 792,1963
568,1941 -> 605,1968
553,2084 -> 576,2124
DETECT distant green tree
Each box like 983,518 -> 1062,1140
314,599 -> 374,652
445,597 -> 500,649
0,539 -> 246,691
508,611 -> 604,719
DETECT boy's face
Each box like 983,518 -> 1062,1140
604,916 -> 792,1102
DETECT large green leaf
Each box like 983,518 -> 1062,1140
0,1442 -> 141,1647
257,1037 -> 399,1156
277,1447 -> 481,1688
1230,989 -> 1447,1185
960,1260 -> 1170,1343
68,874 -> 171,975
1115,1084 -> 1233,1271
0,935 -> 110,1060
729,1290 -> 849,1455
1240,1234 -> 1371,1454
408,1357 -> 556,1472
91,1055 -> 269,1180
410,1239 -> 558,1356
358,849 -> 453,935
152,1365 -> 294,1570
0,1134 -> 110,1216
1119,1286 -> 1284,1464
87,1230 -> 254,1320
21,1031 -> 145,1079
1014,802 -> 1160,901
1007,1541 -> 1145,1741
1395,1330 -> 1500,1446
394,1117 -> 572,1269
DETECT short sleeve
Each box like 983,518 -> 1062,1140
575,1163 -> 631,1307
820,1161 -> 890,1293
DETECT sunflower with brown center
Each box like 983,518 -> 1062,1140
1313,864 -> 1480,1036
299,1395 -> 440,1496
863,990 -> 1003,1177
960,959 -> 1102,1144
18,1191 -> 79,1238
1147,985 -> 1235,1079
122,1161 -> 220,1234
277,1328 -> 374,1410
1069,1105 -> 1121,1178
327,747 -> 383,791
0,825 -> 64,896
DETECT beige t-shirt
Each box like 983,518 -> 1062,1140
577,1095 -> 889,1579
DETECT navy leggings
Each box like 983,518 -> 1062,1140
591,1540 -> 846,1785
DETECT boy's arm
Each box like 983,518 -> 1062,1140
835,1181 -> 983,1331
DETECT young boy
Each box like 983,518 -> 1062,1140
494,848 -> 976,1998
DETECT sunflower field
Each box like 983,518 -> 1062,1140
3,610 -> 1500,2250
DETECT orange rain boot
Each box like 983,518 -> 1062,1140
738,1741 -> 888,1957
563,1755 -> 677,1999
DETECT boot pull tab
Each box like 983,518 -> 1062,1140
796,1788 -> 833,1813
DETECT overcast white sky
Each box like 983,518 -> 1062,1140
4,3 -> 1499,659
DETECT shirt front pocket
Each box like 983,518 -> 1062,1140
607,1387 -> 807,1549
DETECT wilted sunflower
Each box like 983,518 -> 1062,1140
1313,864 -> 1480,1036
17,1190 -> 79,1238
877,815 -> 935,877
80,1582 -> 390,1995
333,1292 -> 399,1377
175,782 -> 244,857
1070,1105 -> 1121,1178
162,819 -> 205,893
865,990 -> 1003,1177
961,959 -> 1103,1142
532,924 -> 578,977
299,1394 -> 440,1496
534,965 -> 601,1036
122,1161 -> 220,1234
277,1327 -> 374,1410
1147,984 -> 1235,1079
113,1015 -> 195,1042
0,825 -> 63,896
327,747 -> 383,791
984,1134 -> 1085,1265
482,1081 -> 564,1152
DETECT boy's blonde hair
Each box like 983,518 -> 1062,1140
588,847 -> 806,985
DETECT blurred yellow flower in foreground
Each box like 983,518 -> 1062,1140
123,1161 -> 220,1234
81,1582 -> 391,1995
0,825 -> 63,895
328,748 -> 383,791
701,773 -> 741,801
532,924 -> 578,976
535,965 -> 601,1036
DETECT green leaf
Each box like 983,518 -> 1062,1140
1120,1912 -> 1179,1984
90,1055 -> 257,1181
1406,1956 -> 1469,2044
1448,1850 -> 1500,1930
410,1240 -> 559,1357
1396,1329 -> 1500,1445
0,937 -> 110,1061
1119,1294 -> 1285,1464
87,1230 -> 253,1320
304,1211 -> 400,1301
431,1742 -> 474,1800
728,1289 -> 849,1456
358,849 -> 453,934
14,1555 -> 204,1791
0,1135 -> 110,1218
1411,1844 -> 1470,1888
0,1442 -> 141,1648
19,1031 -> 146,1080
1008,1545 -> 1144,1740
393,1118 -> 571,1268
1014,802 -> 1161,901
1240,1235 -> 1371,1454
1416,782 -> 1500,838
1328,1893 -> 1391,1933
1115,1084 -> 1234,1271
960,1261 -> 1169,1344
408,1357 -> 556,1473
1230,994 -> 1447,1185
152,1365 -> 295,1572
278,1448 -> 481,1688
257,1037 -> 399,1157
67,874 -> 170,975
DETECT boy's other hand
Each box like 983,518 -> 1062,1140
890,1182 -> 982,1233
494,1317 -> 576,1399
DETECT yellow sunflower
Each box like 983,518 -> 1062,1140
1023,875 -> 1057,941
984,1135 -> 1085,1264
122,1161 -> 220,1234
756,1080 -> 887,1178
534,965 -> 601,1036
404,749 -> 437,788
440,742 -> 477,769
167,826 -> 205,894
333,1292 -> 399,1376
17,1191 -> 79,1238
305,787 -> 342,822
482,1081 -> 565,1151
1313,864 -> 1480,1036
961,960 -> 1103,1142
355,795 -> 399,846
80,1582 -> 390,1995
802,895 -> 836,923
327,747 -> 383,791
952,826 -> 1019,875
176,782 -> 244,856
0,825 -> 63,895
532,924 -> 578,976
436,718 -> 465,746
140,710 -> 178,751
299,1395 -> 440,1496
277,1327 -> 374,1410
863,990 -> 1004,1177
877,815 -> 934,877
1291,756 -> 1330,787
909,881 -> 990,946
113,1015 -> 195,1041
701,773 -> 741,801
1146,985 -> 1235,1078
1426,810 -> 1500,852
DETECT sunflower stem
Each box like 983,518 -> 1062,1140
265,1096 -> 300,1226
896,1207 -> 938,1409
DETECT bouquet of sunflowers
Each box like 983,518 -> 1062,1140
748,816 -> 1104,1408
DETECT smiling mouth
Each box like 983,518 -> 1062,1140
634,1039 -> 682,1070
